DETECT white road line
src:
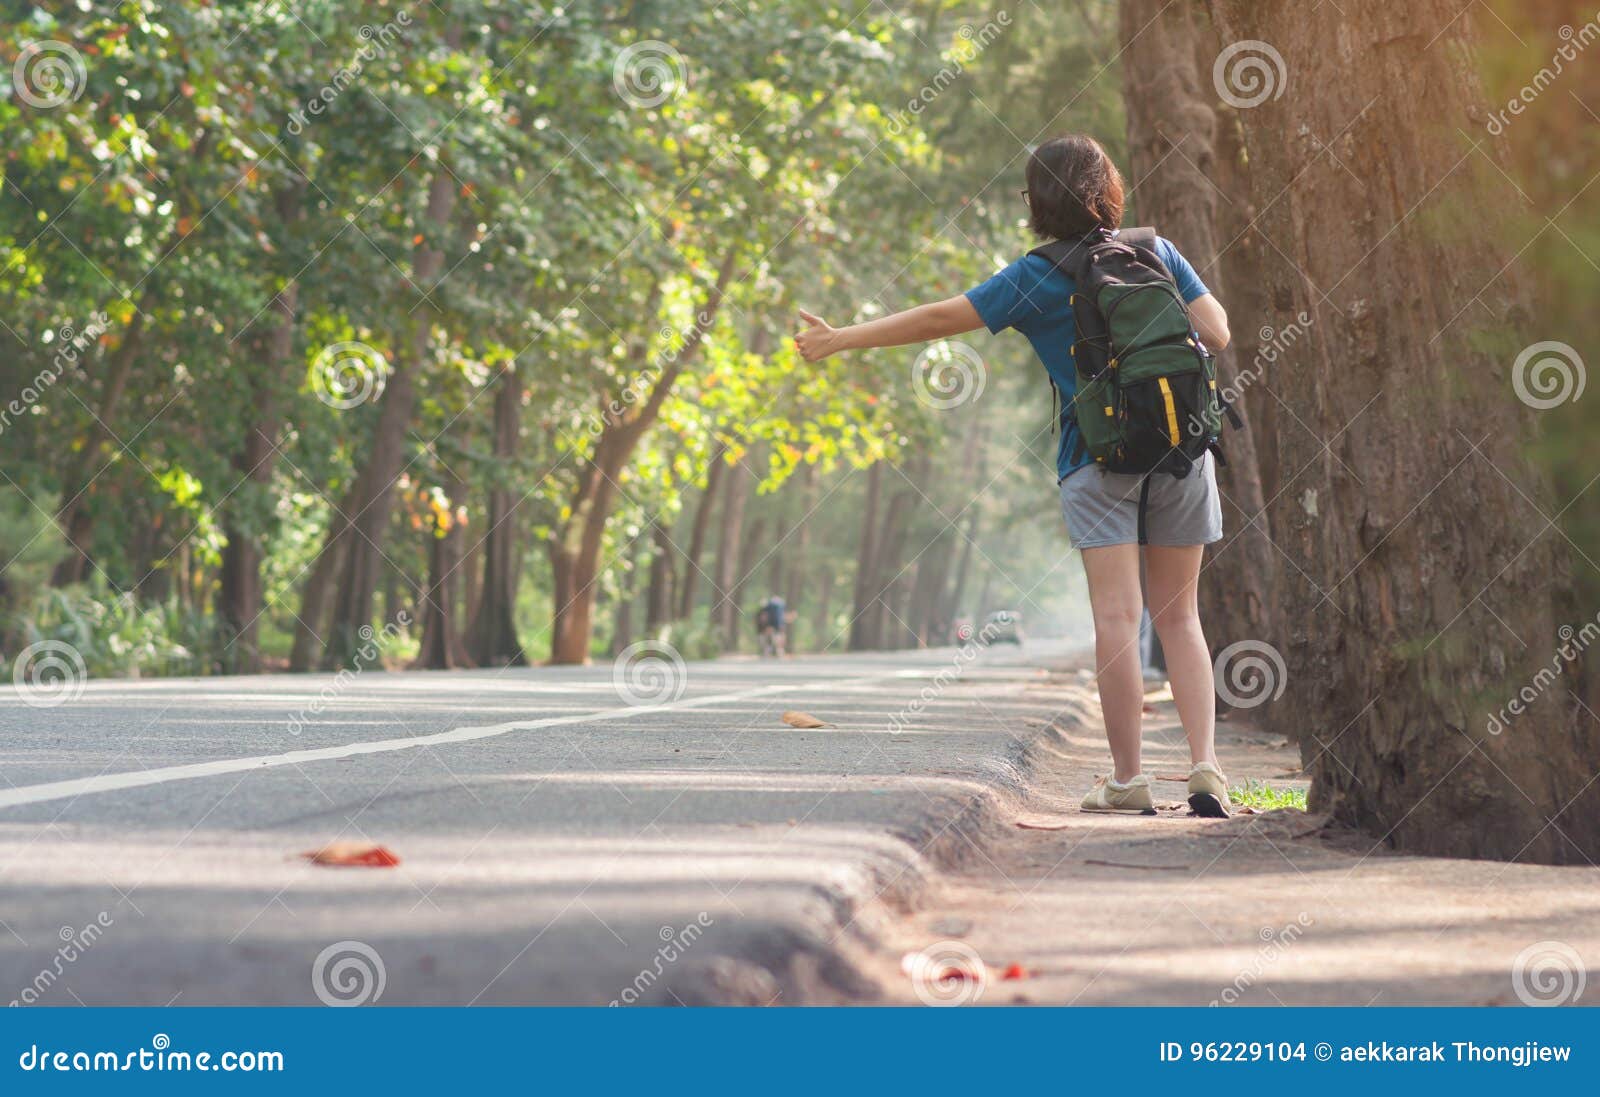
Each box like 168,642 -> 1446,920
0,670 -> 929,811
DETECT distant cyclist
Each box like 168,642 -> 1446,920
757,593 -> 787,658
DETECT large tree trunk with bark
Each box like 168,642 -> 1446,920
319,169 -> 457,668
1204,0 -> 1600,862
1122,0 -> 1277,675
469,364 -> 527,666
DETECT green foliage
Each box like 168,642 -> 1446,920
1230,779 -> 1309,813
1,0 -> 1125,672
12,586 -> 212,678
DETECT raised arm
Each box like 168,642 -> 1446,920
793,295 -> 983,362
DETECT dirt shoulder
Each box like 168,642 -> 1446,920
869,663 -> 1600,1007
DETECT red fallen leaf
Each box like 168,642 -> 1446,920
1001,963 -> 1029,981
301,842 -> 401,868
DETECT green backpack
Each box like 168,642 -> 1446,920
1030,227 -> 1229,490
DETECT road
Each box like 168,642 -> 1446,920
0,641 -> 1079,1006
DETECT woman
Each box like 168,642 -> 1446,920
794,134 -> 1233,818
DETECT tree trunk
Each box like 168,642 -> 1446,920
782,463 -> 817,652
548,429 -> 628,665
415,471 -> 472,670
1122,0 -> 1276,675
469,364 -> 527,666
320,169 -> 456,669
217,280 -> 296,673
767,518 -> 788,602
546,253 -> 739,663
677,445 -> 726,619
1204,0 -> 1600,862
848,462 -> 885,651
714,456 -> 752,650
289,535 -> 342,671
868,480 -> 916,650
645,519 -> 675,635
731,515 -> 769,649
813,569 -> 835,652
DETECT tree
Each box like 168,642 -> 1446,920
1120,0 -> 1277,672
1204,0 -> 1600,862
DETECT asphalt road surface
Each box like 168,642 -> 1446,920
0,640 -> 1081,1006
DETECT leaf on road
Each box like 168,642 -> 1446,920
1014,814 -> 1071,831
301,842 -> 401,868
1000,963 -> 1029,981
781,711 -> 831,728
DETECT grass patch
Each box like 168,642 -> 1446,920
1229,778 -> 1308,812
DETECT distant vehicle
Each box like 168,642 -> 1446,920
981,610 -> 1024,645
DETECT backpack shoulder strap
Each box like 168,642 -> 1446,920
1027,236 -> 1091,279
1118,226 -> 1157,251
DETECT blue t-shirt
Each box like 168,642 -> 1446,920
965,235 -> 1209,481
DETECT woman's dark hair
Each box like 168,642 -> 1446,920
1024,135 -> 1126,240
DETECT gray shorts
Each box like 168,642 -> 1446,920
1058,454 -> 1223,550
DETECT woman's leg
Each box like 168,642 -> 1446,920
1080,543 -> 1146,782
1143,544 -> 1217,768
